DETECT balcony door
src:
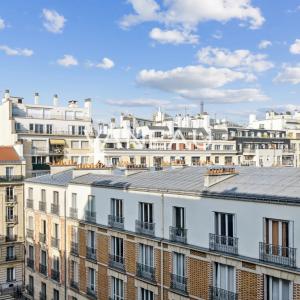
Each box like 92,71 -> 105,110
173,207 -> 185,229
139,202 -> 153,224
139,244 -> 153,267
214,263 -> 235,293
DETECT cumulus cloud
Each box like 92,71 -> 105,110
106,98 -> 171,107
290,39 -> 300,54
258,40 -> 272,49
0,45 -> 33,57
274,64 -> 300,84
197,47 -> 274,72
42,9 -> 66,33
0,18 -> 6,30
96,57 -> 115,69
121,0 -> 264,30
57,54 -> 78,67
149,27 -> 198,44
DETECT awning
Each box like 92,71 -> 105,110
49,139 -> 65,145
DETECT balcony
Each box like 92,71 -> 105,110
51,203 -> 59,215
26,199 -> 33,209
170,273 -> 187,294
169,226 -> 187,244
69,207 -> 78,219
32,164 -> 50,171
39,292 -> 47,300
109,254 -> 125,271
26,285 -> 34,297
51,237 -> 60,249
27,258 -> 34,269
39,263 -> 47,276
136,263 -> 156,282
135,220 -> 155,236
0,175 -> 23,182
259,242 -> 296,268
5,195 -> 17,203
86,246 -> 97,261
39,201 -> 46,212
51,269 -> 60,282
85,210 -> 96,223
108,215 -> 124,229
86,287 -> 97,299
26,229 -> 34,239
209,233 -> 238,255
6,235 -> 17,242
6,254 -> 17,261
39,233 -> 46,243
6,215 -> 18,224
209,286 -> 238,300
70,241 -> 79,255
70,279 -> 79,290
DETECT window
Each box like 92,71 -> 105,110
71,193 -> 77,209
53,256 -> 60,272
141,157 -> 146,165
41,219 -> 46,234
71,141 -> 79,149
53,289 -> 59,300
54,223 -> 59,239
173,252 -> 185,278
15,122 -> 21,131
214,263 -> 235,293
5,167 -> 13,177
215,156 -> 219,164
6,186 -> 14,200
72,226 -> 78,243
265,276 -> 291,300
6,267 -> 15,282
6,206 -> 14,221
139,288 -> 154,300
154,131 -> 162,138
41,282 -> 46,297
81,141 -> 89,149
34,124 -> 43,134
28,275 -> 34,292
70,260 -> 78,284
139,244 -> 153,267
87,195 -> 95,212
81,156 -> 89,164
111,198 -> 123,219
41,250 -> 47,266
111,277 -> 124,300
71,156 -> 79,164
69,125 -> 76,135
7,246 -> 14,259
139,202 -> 153,224
46,124 -> 52,134
28,245 -> 34,260
111,236 -> 124,261
41,189 -> 46,202
173,207 -> 185,229
88,267 -> 95,291
78,126 -> 85,135
29,124 -> 34,132
87,230 -> 95,249
53,191 -> 59,205
6,226 -> 14,239
214,212 -> 235,238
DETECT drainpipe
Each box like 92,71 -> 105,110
160,193 -> 164,300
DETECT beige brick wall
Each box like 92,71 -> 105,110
163,250 -> 171,287
98,265 -> 108,299
294,283 -> 300,300
79,257 -> 86,293
78,227 -> 86,257
125,240 -> 136,274
127,276 -> 136,300
98,233 -> 108,264
237,270 -> 264,300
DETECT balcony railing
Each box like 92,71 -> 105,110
209,233 -> 238,255
39,201 -> 46,212
169,226 -> 187,243
51,269 -> 60,282
51,203 -> 59,215
6,235 -> 17,242
170,273 -> 187,293
136,263 -> 156,282
6,254 -> 16,261
69,207 -> 78,219
26,229 -> 34,239
70,241 -> 79,255
0,175 -> 23,182
109,254 -> 125,271
86,246 -> 97,261
39,233 -> 46,243
6,215 -> 18,224
5,195 -> 17,203
86,287 -> 97,298
108,215 -> 124,229
39,291 -> 47,300
51,237 -> 60,249
259,242 -> 297,268
70,279 -> 79,290
209,286 -> 238,300
27,258 -> 34,269
26,284 -> 34,297
85,210 -> 96,223
26,199 -> 33,209
135,220 -> 155,236
39,263 -> 47,276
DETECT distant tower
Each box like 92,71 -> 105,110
200,101 -> 204,114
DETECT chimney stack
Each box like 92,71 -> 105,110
4,89 -> 10,100
204,166 -> 237,188
84,98 -> 92,118
68,100 -> 78,108
53,94 -> 59,106
34,92 -> 39,105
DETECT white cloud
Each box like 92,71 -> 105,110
0,45 -> 33,56
121,0 -> 264,30
106,98 -> 170,107
149,27 -> 198,44
42,9 -> 66,33
258,40 -> 272,49
57,54 -> 78,67
0,18 -> 6,30
274,65 -> 300,84
96,57 -> 115,69
290,39 -> 300,54
197,47 -> 274,72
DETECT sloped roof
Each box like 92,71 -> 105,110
25,169 -> 73,186
0,146 -> 21,162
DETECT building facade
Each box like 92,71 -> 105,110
24,166 -> 300,300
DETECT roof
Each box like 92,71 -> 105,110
25,169 -> 73,186
148,125 -> 169,130
174,127 -> 208,136
0,146 -> 21,163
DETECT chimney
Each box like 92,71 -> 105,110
53,94 -> 59,106
34,92 -> 39,105
204,166 -> 237,188
84,98 -> 92,118
68,100 -> 78,108
4,89 -> 10,100
110,118 -> 116,129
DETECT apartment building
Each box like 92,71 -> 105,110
0,146 -> 26,298
0,90 -> 95,177
24,166 -> 300,300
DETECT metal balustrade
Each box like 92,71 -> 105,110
26,229 -> 34,239
136,263 -> 156,282
209,233 -> 238,255
109,254 -> 125,271
70,207 -> 78,219
259,242 -> 296,268
135,220 -> 155,236
86,287 -> 97,298
26,199 -> 33,209
169,226 -> 187,243
170,273 -> 187,293
26,284 -> 34,297
86,246 -> 97,261
39,233 -> 46,243
39,264 -> 47,276
70,279 -> 79,290
51,203 -> 59,215
27,258 -> 34,269
108,215 -> 124,229
51,237 -> 60,248
70,241 -> 78,255
51,269 -> 60,282
85,210 -> 96,223
209,286 -> 238,300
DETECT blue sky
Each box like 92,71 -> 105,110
1,0 -> 300,123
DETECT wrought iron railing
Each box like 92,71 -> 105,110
26,229 -> 34,239
209,233 -> 238,255
26,199 -> 33,209
51,237 -> 60,249
27,258 -> 34,269
85,210 -> 96,223
39,263 -> 47,276
209,286 -> 238,300
86,246 -> 97,261
109,254 -> 125,270
169,226 -> 187,243
136,263 -> 156,282
70,207 -> 78,219
39,233 -> 46,243
108,215 -> 124,229
71,241 -> 79,255
51,269 -> 60,282
135,220 -> 155,236
51,203 -> 59,215
170,273 -> 187,293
